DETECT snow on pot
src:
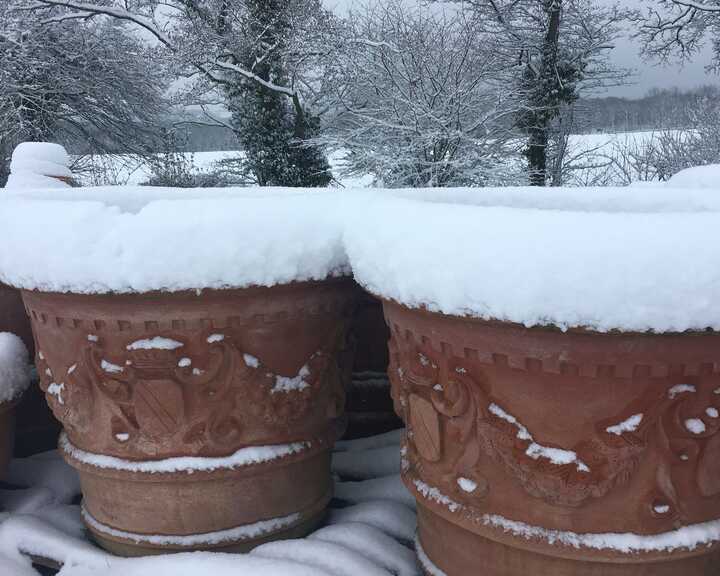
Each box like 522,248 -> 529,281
0,332 -> 31,480
4,142 -> 74,189
0,187 -> 354,555
345,188 -> 720,575
2,142 -> 74,456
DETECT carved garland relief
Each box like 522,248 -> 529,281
389,329 -> 720,529
36,329 -> 346,456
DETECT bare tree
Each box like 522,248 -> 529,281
0,1 -> 166,184
431,0 -> 627,186
324,1 -> 516,187
29,0 -> 340,186
633,0 -> 720,67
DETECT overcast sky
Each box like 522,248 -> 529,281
324,0 -> 720,99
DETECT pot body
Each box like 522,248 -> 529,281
24,280 -> 354,554
384,300 -> 720,575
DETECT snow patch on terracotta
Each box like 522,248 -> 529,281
706,407 -> 718,419
101,360 -> 124,374
82,507 -> 301,546
481,512 -> 720,553
178,358 -> 192,368
685,418 -> 706,435
207,334 -> 225,344
413,479 -> 460,513
126,337 -> 183,351
668,384 -> 696,399
489,403 -> 590,472
606,414 -> 643,436
456,477 -> 478,493
60,433 -> 309,473
272,365 -> 311,394
244,354 -> 260,368
47,383 -> 65,405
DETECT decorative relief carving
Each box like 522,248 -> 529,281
36,324 -> 348,458
389,322 -> 720,529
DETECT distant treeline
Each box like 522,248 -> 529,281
171,86 -> 720,153
577,85 -> 720,134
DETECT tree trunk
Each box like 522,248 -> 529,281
527,127 -> 548,186
527,0 -> 562,187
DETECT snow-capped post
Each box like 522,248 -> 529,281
0,333 -> 31,481
4,142 -> 73,189
345,187 -> 720,575
0,187 -> 353,556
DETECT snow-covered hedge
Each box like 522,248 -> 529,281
345,185 -> 720,333
0,333 -> 31,404
2,179 -> 720,333
0,187 -> 348,294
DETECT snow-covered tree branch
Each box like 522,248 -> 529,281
29,0 -> 341,186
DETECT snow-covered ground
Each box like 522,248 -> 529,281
0,428 -> 418,576
73,150 -> 375,189
73,131 -> 671,188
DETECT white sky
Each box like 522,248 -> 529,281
324,0 -> 720,99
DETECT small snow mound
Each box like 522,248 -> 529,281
5,142 -> 72,189
0,332 -> 31,403
667,164 -> 720,189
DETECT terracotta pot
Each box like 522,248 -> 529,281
384,300 -> 720,575
0,399 -> 17,480
344,292 -> 402,439
24,280 -> 354,555
0,283 -> 59,457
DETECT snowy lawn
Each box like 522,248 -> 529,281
73,131 -> 677,188
0,428 -> 420,576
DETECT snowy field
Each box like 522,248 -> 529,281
73,131 -> 673,189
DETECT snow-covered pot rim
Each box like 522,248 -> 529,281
0,187 -> 349,295
376,296 -> 720,337
345,190 -> 720,334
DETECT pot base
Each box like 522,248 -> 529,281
84,500 -> 329,557
417,505 -> 720,576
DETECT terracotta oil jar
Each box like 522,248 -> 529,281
385,300 -> 720,575
25,280 -> 354,555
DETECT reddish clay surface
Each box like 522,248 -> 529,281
24,280 -> 355,553
384,299 -> 720,575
